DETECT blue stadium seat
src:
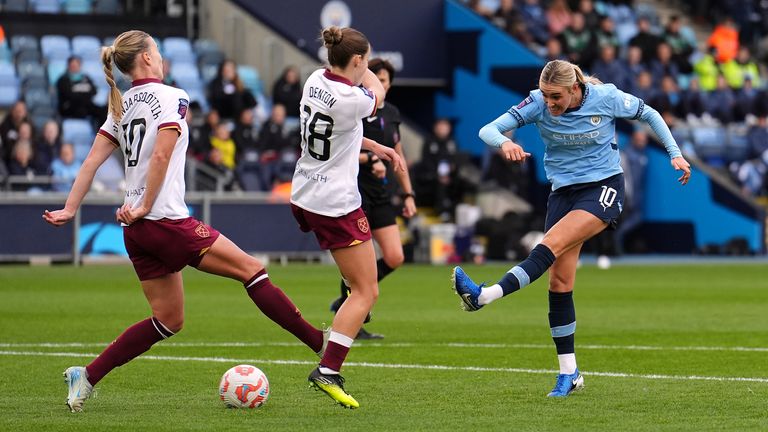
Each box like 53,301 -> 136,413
171,63 -> 202,89
63,0 -> 92,13
30,103 -> 56,125
0,63 -> 17,84
725,125 -> 750,163
186,87 -> 209,112
23,87 -> 51,111
22,75 -> 48,93
0,44 -> 12,64
163,37 -> 195,64
31,0 -> 62,13
93,154 -> 125,190
193,39 -> 221,55
199,63 -> 218,84
15,49 -> 42,65
102,36 -> 115,48
62,118 -> 94,156
197,51 -> 225,69
93,86 -> 108,106
16,60 -> 45,81
691,126 -> 726,166
71,35 -> 101,62
93,0 -> 120,14
11,35 -> 38,55
0,84 -> 20,107
4,0 -> 29,12
41,35 -> 71,62
237,65 -> 262,95
47,60 -> 67,85
80,61 -> 105,86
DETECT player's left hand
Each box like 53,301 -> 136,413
116,203 -> 149,225
43,208 -> 75,226
671,157 -> 691,185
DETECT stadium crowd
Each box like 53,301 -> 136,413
1,0 -> 767,228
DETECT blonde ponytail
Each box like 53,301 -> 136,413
101,45 -> 123,122
572,64 -> 603,85
100,30 -> 152,123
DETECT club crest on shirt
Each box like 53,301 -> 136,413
516,96 -> 533,109
177,98 -> 189,118
590,116 -> 601,125
195,223 -> 210,238
357,217 -> 370,234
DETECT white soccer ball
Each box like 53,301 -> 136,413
219,365 -> 270,408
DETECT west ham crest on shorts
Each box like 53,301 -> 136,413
357,217 -> 369,233
195,223 -> 210,238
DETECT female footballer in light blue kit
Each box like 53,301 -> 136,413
453,60 -> 691,397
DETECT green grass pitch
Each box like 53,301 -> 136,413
1,263 -> 766,431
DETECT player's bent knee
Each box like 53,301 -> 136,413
383,251 -> 404,269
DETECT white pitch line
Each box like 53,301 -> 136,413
1,350 -> 767,384
1,341 -> 767,353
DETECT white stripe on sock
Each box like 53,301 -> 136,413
328,331 -> 354,347
154,318 -> 175,336
151,319 -> 169,339
246,273 -> 269,289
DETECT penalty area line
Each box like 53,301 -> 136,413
1,350 -> 767,384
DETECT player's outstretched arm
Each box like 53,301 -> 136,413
43,135 -> 116,226
638,104 -> 691,185
362,137 -> 403,173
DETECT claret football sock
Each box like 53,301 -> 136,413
86,316 -> 172,385
245,269 -> 323,353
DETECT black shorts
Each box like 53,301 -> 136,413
361,192 -> 397,230
544,173 -> 625,232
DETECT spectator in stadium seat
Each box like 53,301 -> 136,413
576,0 -> 602,30
209,122 -> 236,170
649,75 -> 682,118
558,13 -> 596,67
415,118 -> 466,221
707,16 -> 740,63
591,45 -> 628,90
633,70 -> 656,103
618,45 -> 647,94
56,55 -> 105,122
208,59 -> 256,121
161,58 -> 177,87
544,37 -> 567,62
629,16 -> 662,65
271,65 -> 302,118
679,77 -> 707,120
694,46 -> 721,91
492,0 -> 523,35
0,100 -> 29,163
32,120 -> 61,175
733,116 -> 768,196
546,0 -> 572,36
256,104 -> 298,190
457,59 -> 690,398
663,15 -> 695,74
232,107 -> 258,161
593,15 -> 620,54
50,142 -> 80,192
734,76 -> 759,122
706,74 -> 736,124
649,42 -> 680,86
721,46 -> 762,90
520,0 -> 551,45
45,30 -> 326,414
8,139 -> 43,191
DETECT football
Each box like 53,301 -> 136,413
219,365 -> 270,408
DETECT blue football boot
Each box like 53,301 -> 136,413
452,266 -> 484,312
547,369 -> 584,397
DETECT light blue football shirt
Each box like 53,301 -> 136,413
480,83 -> 681,190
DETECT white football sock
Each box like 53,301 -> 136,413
478,284 -> 504,305
557,353 -> 577,375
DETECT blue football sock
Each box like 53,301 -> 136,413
548,290 -> 576,355
497,244 -> 556,296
